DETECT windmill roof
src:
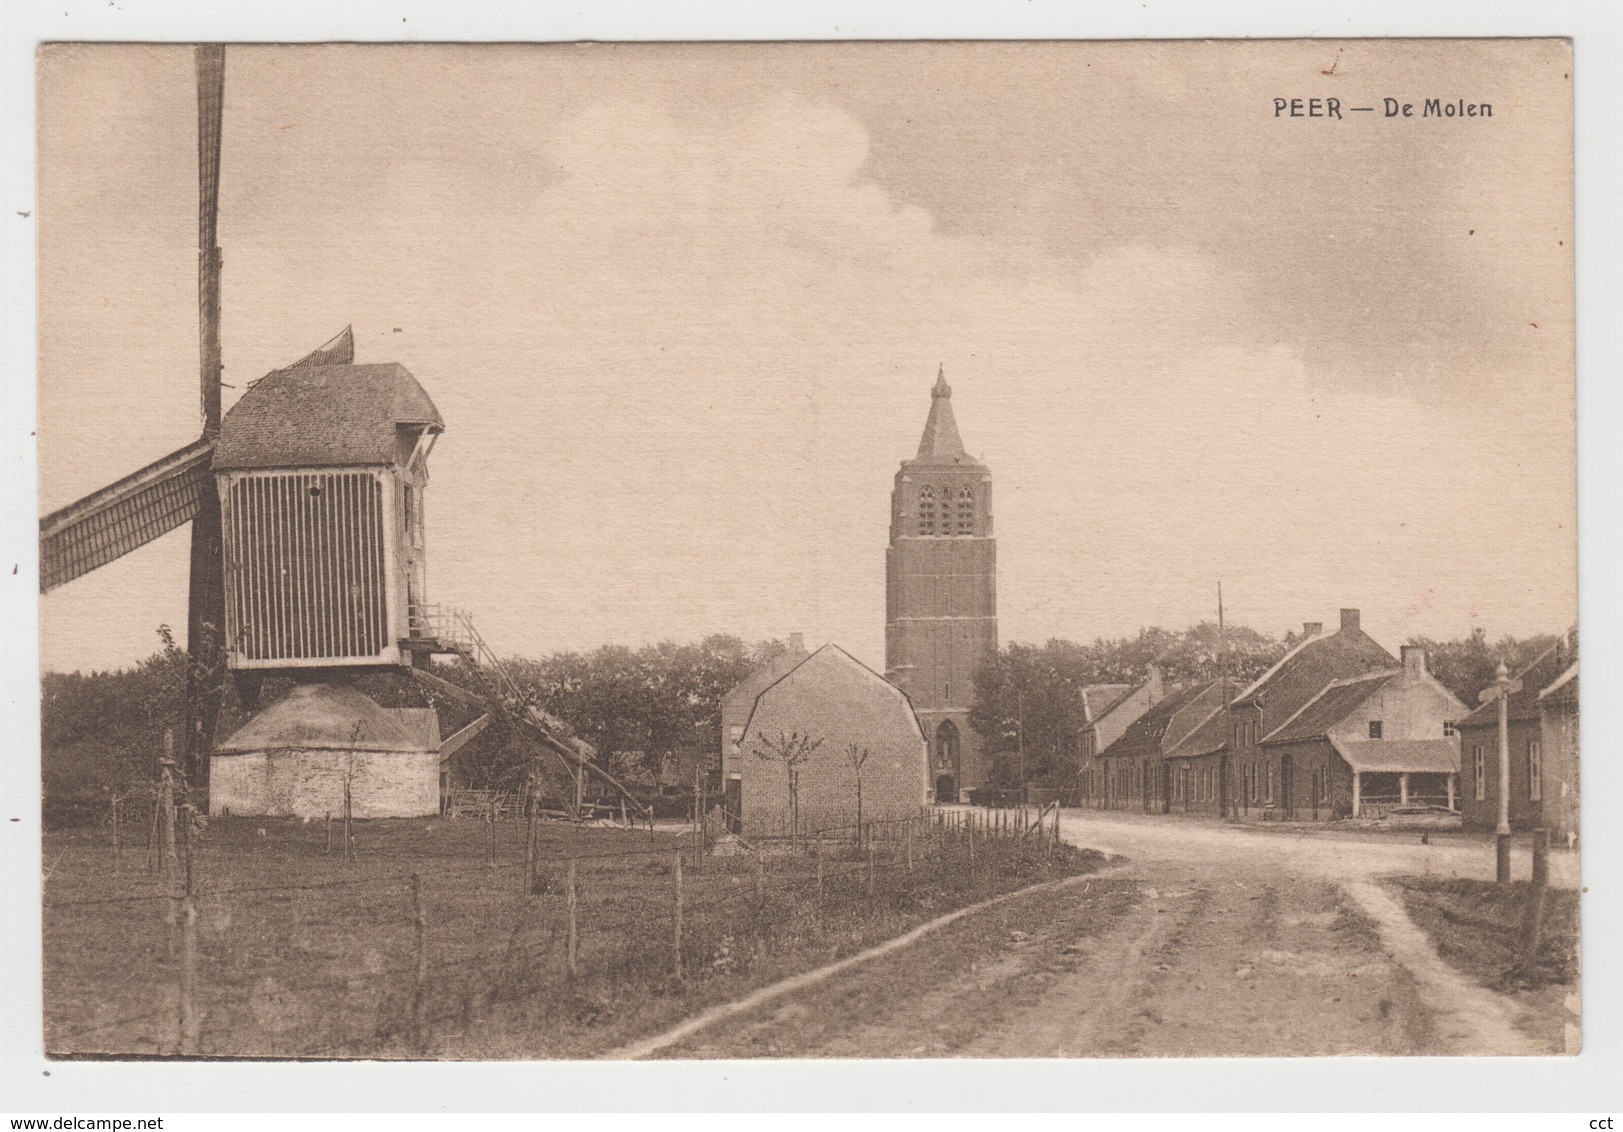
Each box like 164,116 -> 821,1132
216,682 -> 441,753
215,363 -> 443,470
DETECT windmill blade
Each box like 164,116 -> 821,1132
289,325 -> 354,369
38,437 -> 215,593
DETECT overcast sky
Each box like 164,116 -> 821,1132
36,41 -> 1575,674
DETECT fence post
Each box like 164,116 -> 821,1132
867,841 -> 875,897
177,802 -> 199,1056
1513,829 -> 1550,984
147,790 -> 159,875
673,852 -> 685,983
755,850 -> 766,904
411,874 -> 429,1052
487,806 -> 498,867
565,857 -> 579,994
816,834 -> 824,907
343,778 -> 354,865
968,817 -> 975,877
525,800 -> 537,896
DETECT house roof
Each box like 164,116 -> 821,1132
1101,680 -> 1220,763
1330,737 -> 1459,775
217,682 -> 441,754
1457,643 -> 1568,728
215,363 -> 443,470
1540,661 -> 1578,704
722,641 -> 814,719
904,368 -> 985,469
1262,672 -> 1395,745
1174,625 -> 1397,758
1081,683 -> 1134,723
741,643 -> 927,749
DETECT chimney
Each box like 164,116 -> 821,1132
1400,644 -> 1427,680
1302,622 -> 1323,638
788,632 -> 806,656
1339,608 -> 1361,634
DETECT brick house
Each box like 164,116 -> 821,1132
1458,632 -> 1578,840
719,632 -> 812,823
736,644 -> 928,837
1092,680 -> 1223,811
1255,645 -> 1466,820
1169,609 -> 1397,818
1537,652 -> 1579,845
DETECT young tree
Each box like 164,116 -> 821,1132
751,730 -> 822,847
845,743 -> 871,848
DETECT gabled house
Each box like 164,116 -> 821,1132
1168,609 -> 1397,817
1092,680 -> 1223,811
720,632 -> 812,822
1458,630 -> 1578,840
735,644 -> 929,837
1077,665 -> 1165,765
1257,645 -> 1467,819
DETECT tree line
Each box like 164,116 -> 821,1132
41,622 -> 1559,822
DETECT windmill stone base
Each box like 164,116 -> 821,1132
210,682 -> 442,819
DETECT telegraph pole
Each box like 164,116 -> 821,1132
1479,662 -> 1522,883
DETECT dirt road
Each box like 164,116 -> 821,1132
654,812 -> 1574,1058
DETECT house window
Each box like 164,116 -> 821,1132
1316,766 -> 1330,804
956,486 -> 975,535
1443,720 -> 1457,737
917,485 -> 936,535
1266,764 -> 1276,803
1528,740 -> 1542,802
1473,745 -> 1486,801
1368,720 -> 1383,740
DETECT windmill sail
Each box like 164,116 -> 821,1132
39,438 -> 216,592
289,325 -> 354,369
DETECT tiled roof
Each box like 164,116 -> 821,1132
1102,680 -> 1219,762
1081,683 -> 1133,722
215,363 -> 443,470
217,683 -> 440,753
1330,738 -> 1459,774
1176,628 -> 1397,757
1263,672 -> 1394,745
1457,643 -> 1567,729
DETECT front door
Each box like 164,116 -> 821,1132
935,775 -> 958,804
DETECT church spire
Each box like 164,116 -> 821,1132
915,365 -> 967,460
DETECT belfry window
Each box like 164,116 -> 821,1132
918,485 -> 936,535
956,486 -> 975,535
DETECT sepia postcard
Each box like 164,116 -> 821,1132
33,39 -> 1577,1064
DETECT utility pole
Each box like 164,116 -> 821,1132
1479,662 -> 1522,883
1218,582 -> 1232,820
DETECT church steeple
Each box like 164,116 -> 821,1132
915,365 -> 968,461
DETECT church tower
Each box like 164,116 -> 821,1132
886,368 -> 998,802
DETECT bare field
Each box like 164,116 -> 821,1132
43,813 -> 1104,1059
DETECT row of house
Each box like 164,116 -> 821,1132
1076,608 -> 1579,841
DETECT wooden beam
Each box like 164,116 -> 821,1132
438,713 -> 491,761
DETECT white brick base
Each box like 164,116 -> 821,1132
210,749 -> 440,818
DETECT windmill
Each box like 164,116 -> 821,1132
39,46 -> 647,819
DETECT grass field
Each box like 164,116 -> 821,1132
44,811 -> 1105,1059
1386,875 -> 1579,989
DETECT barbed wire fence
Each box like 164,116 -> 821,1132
45,785 -> 1073,1058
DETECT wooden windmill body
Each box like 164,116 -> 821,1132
39,47 -> 649,820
